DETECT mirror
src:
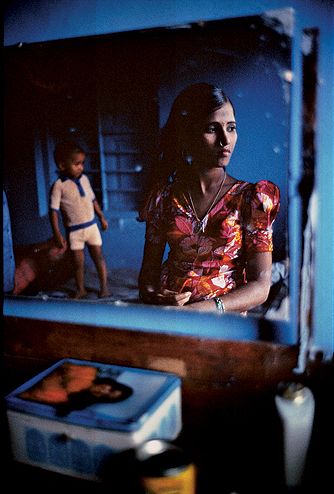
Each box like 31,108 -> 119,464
4,10 -> 293,331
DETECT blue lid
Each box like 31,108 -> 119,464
5,358 -> 181,432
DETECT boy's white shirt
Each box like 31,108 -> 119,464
50,174 -> 96,228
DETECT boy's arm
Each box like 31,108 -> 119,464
93,199 -> 108,231
49,209 -> 67,248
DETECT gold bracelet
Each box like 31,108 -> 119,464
214,297 -> 225,314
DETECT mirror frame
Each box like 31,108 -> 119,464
3,8 -> 304,348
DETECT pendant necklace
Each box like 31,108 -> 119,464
188,170 -> 227,233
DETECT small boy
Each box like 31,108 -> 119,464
50,140 -> 109,298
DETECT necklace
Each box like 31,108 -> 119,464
188,171 -> 227,233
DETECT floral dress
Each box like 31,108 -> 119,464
140,179 -> 280,302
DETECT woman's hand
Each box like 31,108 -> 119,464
156,289 -> 192,306
139,285 -> 192,306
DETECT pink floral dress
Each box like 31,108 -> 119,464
140,179 -> 280,302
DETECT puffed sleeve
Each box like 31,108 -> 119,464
138,184 -> 167,244
243,180 -> 280,253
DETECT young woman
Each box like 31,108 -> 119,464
138,83 -> 280,314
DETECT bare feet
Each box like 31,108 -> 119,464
72,290 -> 88,299
98,289 -> 110,298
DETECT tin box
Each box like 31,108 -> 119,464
5,358 -> 182,481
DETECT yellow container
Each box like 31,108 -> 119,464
137,439 -> 196,494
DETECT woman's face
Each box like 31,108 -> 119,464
190,102 -> 237,170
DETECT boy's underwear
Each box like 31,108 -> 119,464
68,223 -> 102,250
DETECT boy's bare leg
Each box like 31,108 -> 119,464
88,245 -> 109,297
72,249 -> 87,299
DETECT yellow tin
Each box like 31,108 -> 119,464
136,439 -> 196,494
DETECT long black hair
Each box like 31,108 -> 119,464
158,83 -> 234,182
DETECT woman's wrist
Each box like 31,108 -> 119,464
214,296 -> 225,314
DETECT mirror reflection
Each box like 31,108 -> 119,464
4,12 -> 291,321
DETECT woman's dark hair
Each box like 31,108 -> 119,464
159,83 -> 235,182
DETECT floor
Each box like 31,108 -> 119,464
33,267 -> 140,303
